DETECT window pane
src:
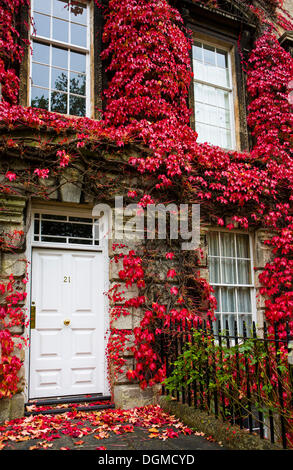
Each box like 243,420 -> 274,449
236,234 -> 250,258
69,217 -> 92,223
221,288 -> 236,312
217,49 -> 228,68
196,121 -> 232,149
196,102 -> 217,126
34,219 -> 40,235
222,314 -> 236,335
222,258 -> 236,284
209,232 -> 219,256
194,63 -> 230,88
41,236 -> 66,243
70,2 -> 87,24
209,257 -> 221,284
68,238 -> 93,245
211,66 -> 230,88
195,123 -> 214,145
32,63 -> 50,88
70,51 -> 86,73
32,42 -> 50,64
237,260 -> 251,284
42,214 -> 66,220
34,0 -> 51,15
71,23 -> 87,47
34,12 -> 50,38
238,314 -> 253,336
41,220 -> 92,238
51,91 -> 68,114
70,72 -> 86,95
52,46 -> 68,68
220,233 -> 235,257
237,288 -> 252,313
53,0 -> 69,20
193,61 -> 205,82
52,68 -> 68,92
69,95 -> 86,116
218,107 -> 231,129
193,42 -> 203,62
221,129 -> 232,150
203,45 -> 216,65
217,89 -> 230,109
213,287 -> 220,312
52,17 -> 69,42
31,87 -> 49,110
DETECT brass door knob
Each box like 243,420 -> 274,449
64,319 -> 70,326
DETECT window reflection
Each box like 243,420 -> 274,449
31,87 -> 49,110
71,51 -> 86,73
71,23 -> 87,47
32,63 -> 50,88
34,0 -> 50,15
34,13 -> 50,38
70,2 -> 87,24
33,214 -> 99,246
193,40 -> 234,149
70,72 -> 86,95
31,1 -> 89,117
32,42 -> 50,64
69,95 -> 86,116
52,47 -> 68,68
52,69 -> 68,92
52,17 -> 69,42
51,91 -> 67,114
53,0 -> 69,20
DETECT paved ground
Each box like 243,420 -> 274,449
0,406 -> 225,451
2,425 -> 224,451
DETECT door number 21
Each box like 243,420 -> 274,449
63,276 -> 71,283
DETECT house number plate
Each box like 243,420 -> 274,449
63,276 -> 71,283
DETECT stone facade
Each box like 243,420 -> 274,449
0,196 -> 26,421
0,144 -> 275,418
0,141 -> 182,416
0,0 -> 288,421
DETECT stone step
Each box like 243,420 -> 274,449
25,394 -> 112,407
24,394 -> 114,416
24,403 -> 115,417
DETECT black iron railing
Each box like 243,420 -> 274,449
160,318 -> 293,449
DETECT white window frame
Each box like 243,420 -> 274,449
193,38 -> 237,150
207,229 -> 257,334
31,206 -> 102,252
29,0 -> 91,117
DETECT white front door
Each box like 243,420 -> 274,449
29,248 -> 105,399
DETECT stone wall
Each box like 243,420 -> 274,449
0,147 -> 176,417
0,144 -> 274,419
0,196 -> 27,422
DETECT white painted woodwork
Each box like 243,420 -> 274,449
29,248 -> 105,398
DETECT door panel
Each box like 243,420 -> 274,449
29,248 -> 105,398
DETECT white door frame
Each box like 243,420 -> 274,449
24,201 -> 110,400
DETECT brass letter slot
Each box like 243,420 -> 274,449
30,302 -> 36,329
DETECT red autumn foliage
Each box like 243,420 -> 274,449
0,2 -> 292,440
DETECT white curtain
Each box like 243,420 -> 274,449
209,232 -> 253,334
